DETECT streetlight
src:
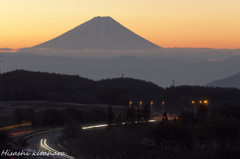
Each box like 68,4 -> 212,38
130,101 -> 132,109
140,101 -> 142,109
199,101 -> 202,104
192,101 -> 196,116
204,100 -> 208,108
151,102 -> 153,112
162,102 -> 164,115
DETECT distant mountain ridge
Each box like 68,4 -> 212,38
206,72 -> 240,89
4,53 -> 240,87
33,16 -> 161,50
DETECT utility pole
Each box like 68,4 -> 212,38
162,102 -> 164,115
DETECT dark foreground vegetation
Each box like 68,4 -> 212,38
1,70 -> 240,110
1,101 -> 240,158
60,104 -> 240,159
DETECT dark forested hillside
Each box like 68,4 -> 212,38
0,70 -> 164,105
0,70 -> 240,110
163,85 -> 240,111
0,70 -> 96,103
97,78 -> 164,104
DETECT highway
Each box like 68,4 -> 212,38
25,130 -> 74,159
23,121 -> 156,158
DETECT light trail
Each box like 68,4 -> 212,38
40,139 -> 74,159
82,124 -> 107,130
82,120 -> 156,129
39,120 -> 156,158
148,120 -> 156,122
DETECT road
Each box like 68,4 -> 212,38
25,130 -> 73,159
23,121 -> 156,159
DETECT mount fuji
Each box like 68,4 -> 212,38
33,16 -> 161,50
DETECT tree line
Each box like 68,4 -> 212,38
0,70 -> 164,105
1,70 -> 240,108
150,103 -> 240,159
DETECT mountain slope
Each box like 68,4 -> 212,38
34,16 -> 161,50
206,72 -> 240,89
0,70 -> 164,104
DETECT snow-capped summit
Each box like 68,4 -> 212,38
33,16 -> 161,50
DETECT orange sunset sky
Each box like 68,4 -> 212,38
1,0 -> 240,49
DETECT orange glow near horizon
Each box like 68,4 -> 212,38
0,50 -> 18,53
1,0 -> 240,49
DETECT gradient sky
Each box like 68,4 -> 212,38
1,0 -> 240,49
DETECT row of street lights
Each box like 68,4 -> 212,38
129,100 -> 209,116
192,100 -> 208,115
129,101 -> 154,111
191,100 -> 208,104
129,101 -> 165,114
192,100 -> 208,106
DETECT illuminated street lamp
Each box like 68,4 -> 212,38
199,101 -> 202,104
192,101 -> 196,116
151,102 -> 153,112
140,101 -> 142,109
162,102 -> 165,115
130,101 -> 132,109
204,100 -> 208,108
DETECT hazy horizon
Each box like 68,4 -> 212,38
1,51 -> 240,88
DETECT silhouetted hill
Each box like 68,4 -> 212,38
0,70 -> 164,105
164,85 -> 240,108
164,86 -> 240,103
0,70 -> 96,103
97,78 -> 164,104
1,70 -> 240,111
